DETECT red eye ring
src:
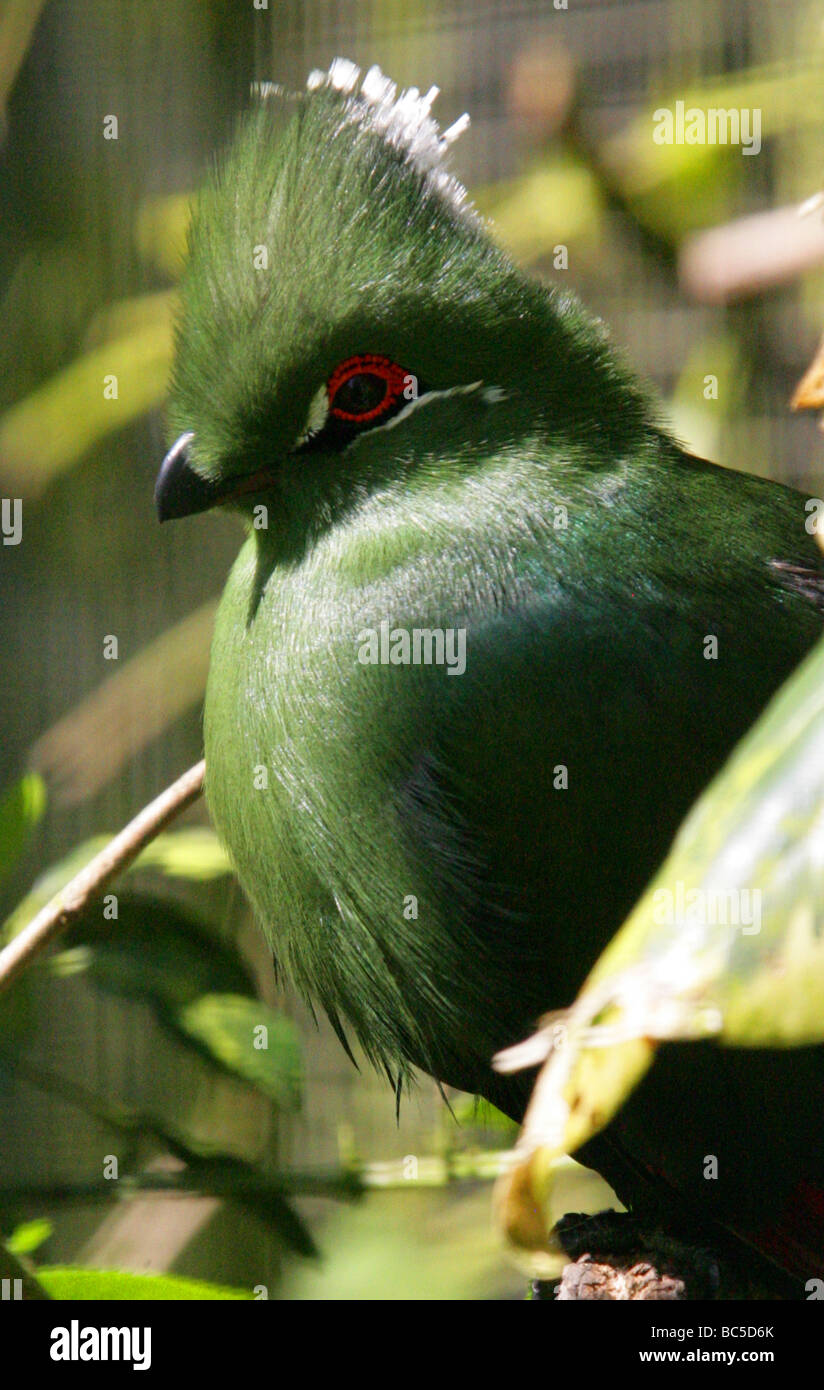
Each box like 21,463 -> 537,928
327,354 -> 411,422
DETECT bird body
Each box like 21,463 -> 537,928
158,60 -> 824,1283
203,432 -> 822,1109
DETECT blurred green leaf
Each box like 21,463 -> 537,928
477,154 -> 605,264
0,772 -> 46,882
5,1217 -> 53,1256
606,63 -> 824,197
450,1094 -> 519,1134
0,303 -> 173,497
173,993 -> 302,1111
37,1266 -> 252,1300
133,828 -> 231,881
602,63 -> 824,242
135,192 -> 193,278
52,894 -> 255,1013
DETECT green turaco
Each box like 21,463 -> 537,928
156,59 -> 824,1284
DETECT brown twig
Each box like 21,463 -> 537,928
0,759 -> 205,995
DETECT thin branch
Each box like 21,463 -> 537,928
0,759 -> 205,996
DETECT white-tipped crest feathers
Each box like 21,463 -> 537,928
304,58 -> 471,210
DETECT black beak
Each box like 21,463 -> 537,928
155,432 -> 223,522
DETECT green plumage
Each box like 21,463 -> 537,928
159,62 -> 824,1276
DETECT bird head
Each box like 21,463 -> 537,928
157,58 -> 654,548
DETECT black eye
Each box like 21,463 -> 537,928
331,371 -> 389,419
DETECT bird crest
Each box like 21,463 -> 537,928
253,58 -> 472,214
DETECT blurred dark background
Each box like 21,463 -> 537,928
1,0 -> 823,1298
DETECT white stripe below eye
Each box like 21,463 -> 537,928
346,380 -> 507,446
293,378 -> 506,451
